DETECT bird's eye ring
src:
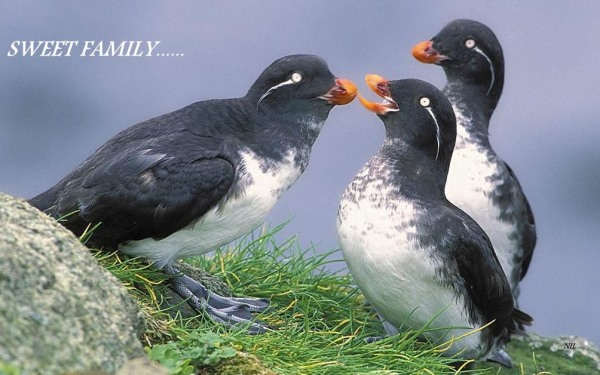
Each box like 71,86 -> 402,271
465,39 -> 476,49
291,72 -> 303,83
419,97 -> 431,107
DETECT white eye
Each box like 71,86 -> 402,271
291,72 -> 302,83
465,39 -> 476,48
419,97 -> 431,107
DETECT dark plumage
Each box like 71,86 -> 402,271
413,19 -> 536,300
30,54 -> 357,333
338,77 -> 532,366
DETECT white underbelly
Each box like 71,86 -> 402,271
337,198 -> 483,357
446,143 -> 518,290
120,192 -> 276,268
120,148 -> 303,267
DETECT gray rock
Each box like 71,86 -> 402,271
549,335 -> 600,370
116,357 -> 168,375
0,193 -> 145,375
511,332 -> 600,373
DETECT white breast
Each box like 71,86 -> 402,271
337,168 -> 484,357
445,106 -> 518,291
120,148 -> 304,267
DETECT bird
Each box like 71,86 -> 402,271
29,54 -> 357,334
412,19 -> 536,303
337,75 -> 532,366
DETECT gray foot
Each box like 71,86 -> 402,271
364,336 -> 385,344
206,290 -> 270,313
380,316 -> 399,336
487,348 -> 513,368
363,311 -> 399,343
164,265 -> 271,334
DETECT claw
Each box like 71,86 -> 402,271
206,291 -> 270,312
487,348 -> 513,368
206,304 -> 272,334
164,264 -> 271,334
176,272 -> 270,312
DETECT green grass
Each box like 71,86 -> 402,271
0,362 -> 21,375
91,226 -> 494,374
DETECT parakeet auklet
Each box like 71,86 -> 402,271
412,19 -> 536,302
337,75 -> 532,366
30,54 -> 357,333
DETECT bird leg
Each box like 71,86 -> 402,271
365,311 -> 399,343
164,264 -> 270,334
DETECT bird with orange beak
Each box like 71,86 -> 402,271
337,75 -> 531,366
30,54 -> 357,334
412,20 -> 537,307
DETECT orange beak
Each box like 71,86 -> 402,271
358,74 -> 399,115
412,40 -> 448,64
319,78 -> 357,105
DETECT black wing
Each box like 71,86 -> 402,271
453,236 -> 515,336
29,99 -> 253,248
48,136 -> 236,248
503,162 -> 537,280
437,205 -> 515,336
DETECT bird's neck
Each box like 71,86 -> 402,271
256,105 -> 330,148
443,81 -> 497,146
443,61 -> 503,117
237,100 -> 329,170
379,140 -> 448,202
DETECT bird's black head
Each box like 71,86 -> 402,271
413,19 -> 504,105
247,54 -> 357,120
359,76 -> 456,166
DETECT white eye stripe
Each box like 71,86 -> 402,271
465,39 -> 476,48
473,46 -> 495,95
424,107 -> 441,160
257,72 -> 304,108
257,78 -> 296,107
419,97 -> 431,107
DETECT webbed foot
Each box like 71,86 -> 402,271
487,348 -> 513,368
364,336 -> 385,343
165,264 -> 271,334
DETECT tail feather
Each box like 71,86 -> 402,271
28,185 -> 61,216
513,308 -> 533,327
509,307 -> 533,335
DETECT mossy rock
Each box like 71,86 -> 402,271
473,333 -> 600,374
0,193 -> 145,375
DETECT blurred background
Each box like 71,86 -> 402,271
1,1 -> 598,344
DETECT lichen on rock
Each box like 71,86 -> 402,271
115,357 -> 169,375
0,193 -> 145,375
